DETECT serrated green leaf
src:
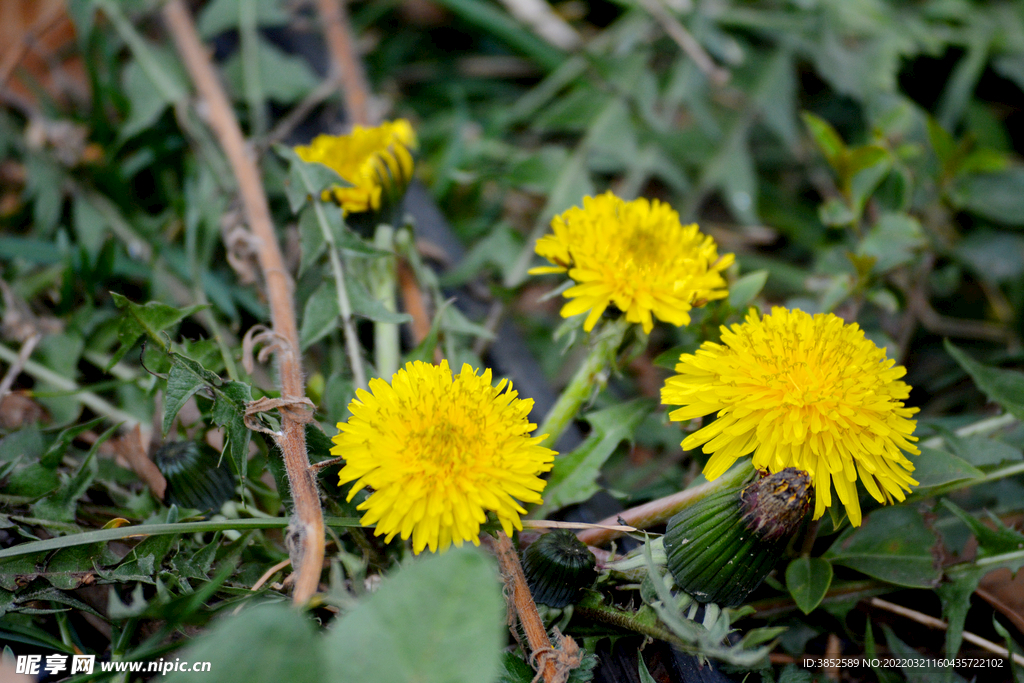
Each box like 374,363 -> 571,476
495,653 -> 533,683
938,567 -> 982,663
164,359 -> 210,435
346,274 -> 413,324
785,556 -> 833,614
39,417 -> 105,468
211,380 -> 252,480
31,424 -> 116,523
14,586 -> 102,618
324,547 -> 504,683
825,506 -> 940,588
109,295 -> 207,369
945,340 -> 1024,420
728,270 -> 768,309
883,626 -> 969,683
298,204 -> 327,276
44,543 -> 115,590
534,399 -> 654,517
439,305 -> 494,340
943,500 -> 1024,572
273,144 -> 350,213
0,554 -> 41,591
299,283 -> 340,351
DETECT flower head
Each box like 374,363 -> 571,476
661,307 -> 919,526
332,360 -> 555,553
294,119 -> 416,214
529,192 -> 733,333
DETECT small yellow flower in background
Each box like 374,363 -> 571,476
661,307 -> 919,526
529,192 -> 734,333
294,119 -> 416,214
332,360 -> 555,553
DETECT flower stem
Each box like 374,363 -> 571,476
538,318 -> 630,448
310,197 -> 368,391
373,225 -> 400,380
162,0 -> 323,604
494,532 -> 560,683
577,460 -> 756,547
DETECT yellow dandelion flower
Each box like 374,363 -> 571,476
294,119 -> 416,214
661,307 -> 919,526
332,360 -> 555,553
529,192 -> 734,333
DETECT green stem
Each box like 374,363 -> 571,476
55,609 -> 75,648
0,343 -> 142,429
296,162 -> 367,390
911,460 -> 1024,501
373,225 -> 400,380
538,317 -> 630,448
919,412 -> 1018,449
0,517 -> 363,560
575,594 -> 689,651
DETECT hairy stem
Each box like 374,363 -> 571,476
162,0 -> 324,604
494,532 -> 559,683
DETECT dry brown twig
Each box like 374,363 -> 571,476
869,597 -> 1024,666
495,532 -> 579,683
161,0 -> 325,605
315,0 -> 372,126
635,0 -> 729,87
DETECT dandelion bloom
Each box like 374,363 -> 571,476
332,360 -> 555,553
529,192 -> 733,333
661,307 -> 919,526
294,119 -> 416,214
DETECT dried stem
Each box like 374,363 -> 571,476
494,531 -> 558,683
315,0 -> 372,126
635,0 -> 729,86
161,0 -> 324,605
868,597 -> 1024,666
576,460 -> 755,547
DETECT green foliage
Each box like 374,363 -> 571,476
325,547 -> 505,683
785,557 -> 833,615
534,399 -> 653,517
825,507 -> 941,588
5,0 -> 1024,678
